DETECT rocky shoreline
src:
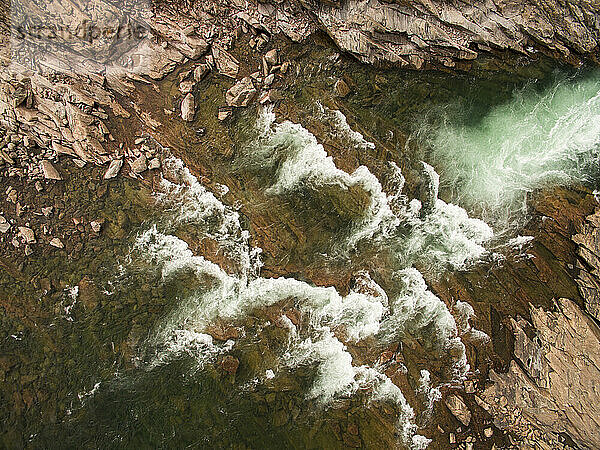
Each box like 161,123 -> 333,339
1,0 -> 600,449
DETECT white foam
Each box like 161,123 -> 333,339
317,102 -> 376,151
253,108 -> 493,270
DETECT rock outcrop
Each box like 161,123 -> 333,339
237,0 -> 600,70
573,208 -> 600,322
480,297 -> 600,449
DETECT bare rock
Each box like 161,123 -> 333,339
482,298 -> 600,449
445,394 -> 471,427
40,160 -> 62,180
225,78 -> 257,107
18,227 -> 36,244
573,209 -> 600,321
130,154 -> 147,174
212,46 -> 240,79
104,159 -> 123,179
49,237 -> 64,249
181,93 -> 196,122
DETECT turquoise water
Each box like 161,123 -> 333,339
417,70 -> 600,233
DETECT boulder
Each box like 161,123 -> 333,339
225,78 -> 257,107
49,238 -> 64,248
179,80 -> 195,95
18,227 -> 36,244
130,154 -> 147,174
264,49 -> 278,66
445,394 -> 471,426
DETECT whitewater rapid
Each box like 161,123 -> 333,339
123,106 -> 501,449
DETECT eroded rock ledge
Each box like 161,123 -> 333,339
245,0 -> 600,69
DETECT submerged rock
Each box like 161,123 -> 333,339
334,79 -> 350,97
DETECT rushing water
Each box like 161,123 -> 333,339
417,70 -> 600,233
9,67 -> 600,449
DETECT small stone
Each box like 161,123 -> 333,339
49,237 -> 64,249
449,433 -> 456,444
18,226 -> 36,244
40,160 -> 62,180
280,61 -> 290,74
130,154 -> 147,174
0,222 -> 10,233
134,137 -> 146,145
24,245 -> 32,256
484,428 -> 493,438
264,73 -> 275,87
23,136 -> 32,148
148,158 -> 161,170
73,159 -> 86,168
41,207 -> 53,217
218,107 -> 232,121
181,93 -> 196,122
194,64 -> 210,82
264,49 -> 278,66
90,221 -> 102,233
104,159 -> 123,179
334,79 -> 351,97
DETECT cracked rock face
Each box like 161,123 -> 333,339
573,208 -> 600,322
243,0 -> 600,68
481,297 -> 600,449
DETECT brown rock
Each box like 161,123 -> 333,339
181,93 -> 196,122
220,355 -> 239,374
212,46 -> 240,79
40,160 -> 62,180
445,394 -> 471,426
225,78 -> 257,107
